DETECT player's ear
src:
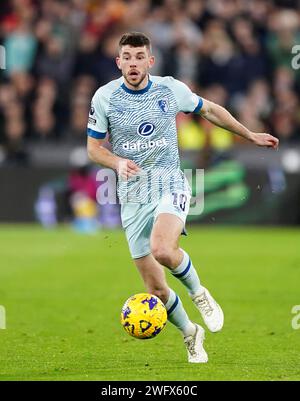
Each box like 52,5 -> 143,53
149,56 -> 155,69
116,56 -> 121,70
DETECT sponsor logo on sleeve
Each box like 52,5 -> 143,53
89,104 -> 95,116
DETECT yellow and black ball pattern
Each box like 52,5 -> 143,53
120,293 -> 167,339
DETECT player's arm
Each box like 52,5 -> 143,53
199,98 -> 279,149
87,90 -> 140,179
87,136 -> 140,180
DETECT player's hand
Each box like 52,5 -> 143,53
251,132 -> 279,150
115,157 -> 141,180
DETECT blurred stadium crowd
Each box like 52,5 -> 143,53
0,0 -> 300,165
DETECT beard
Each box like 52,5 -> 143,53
123,71 -> 147,88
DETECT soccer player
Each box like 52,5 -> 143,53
87,32 -> 279,363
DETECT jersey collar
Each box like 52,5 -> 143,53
121,78 -> 152,95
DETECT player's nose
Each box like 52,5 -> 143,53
130,59 -> 138,66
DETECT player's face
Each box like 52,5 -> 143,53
116,45 -> 155,90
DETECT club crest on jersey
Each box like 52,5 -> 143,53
158,98 -> 169,113
137,122 -> 155,137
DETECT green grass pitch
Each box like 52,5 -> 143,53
0,225 -> 299,381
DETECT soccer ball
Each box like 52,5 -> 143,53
120,293 -> 167,339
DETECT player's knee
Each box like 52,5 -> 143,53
151,244 -> 173,267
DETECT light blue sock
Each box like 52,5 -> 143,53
164,288 -> 195,337
171,249 -> 204,296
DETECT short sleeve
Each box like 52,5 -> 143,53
87,91 -> 108,139
171,78 -> 203,114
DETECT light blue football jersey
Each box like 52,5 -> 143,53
87,75 -> 203,203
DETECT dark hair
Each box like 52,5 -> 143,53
119,32 -> 152,52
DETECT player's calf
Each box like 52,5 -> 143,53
146,286 -> 169,304
170,248 -> 204,295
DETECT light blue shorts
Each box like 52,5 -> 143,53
121,191 -> 190,259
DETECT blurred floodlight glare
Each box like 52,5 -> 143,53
282,149 -> 300,173
69,146 -> 90,167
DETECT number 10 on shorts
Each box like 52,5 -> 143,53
172,192 -> 188,212
0,305 -> 6,329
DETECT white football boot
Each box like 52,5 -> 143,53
184,324 -> 208,363
191,287 -> 224,333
